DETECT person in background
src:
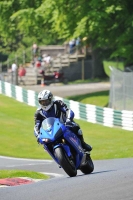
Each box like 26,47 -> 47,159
75,37 -> 81,53
11,62 -> 17,72
35,59 -> 41,68
18,65 -> 26,85
9,62 -> 18,84
32,43 -> 38,56
34,89 -> 92,152
43,54 -> 52,67
69,39 -> 76,54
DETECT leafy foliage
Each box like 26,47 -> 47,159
1,0 -> 133,67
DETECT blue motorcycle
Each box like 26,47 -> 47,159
39,117 -> 94,177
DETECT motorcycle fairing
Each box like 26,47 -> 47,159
40,118 -> 65,142
39,117 -> 86,169
63,129 -> 85,168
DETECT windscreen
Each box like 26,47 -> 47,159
41,117 -> 55,131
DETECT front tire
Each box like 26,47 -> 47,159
54,147 -> 77,177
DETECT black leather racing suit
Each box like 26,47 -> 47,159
34,100 -> 78,137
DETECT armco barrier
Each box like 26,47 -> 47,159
0,80 -> 133,131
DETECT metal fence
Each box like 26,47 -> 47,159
0,70 -> 18,85
0,48 -> 33,73
109,66 -> 133,111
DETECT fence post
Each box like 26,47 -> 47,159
14,68 -> 18,85
123,73 -> 126,110
81,58 -> 84,80
7,59 -> 10,71
0,62 -> 2,73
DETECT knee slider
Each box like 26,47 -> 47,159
78,129 -> 82,135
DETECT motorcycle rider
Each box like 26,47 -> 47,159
34,89 -> 92,152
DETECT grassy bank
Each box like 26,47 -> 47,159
67,90 -> 109,107
0,93 -> 133,160
0,170 -> 49,180
103,60 -> 124,77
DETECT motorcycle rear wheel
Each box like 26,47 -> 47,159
80,154 -> 94,174
54,147 -> 77,177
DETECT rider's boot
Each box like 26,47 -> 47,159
78,130 -> 92,152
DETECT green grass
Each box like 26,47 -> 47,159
68,78 -> 108,85
0,93 -> 133,160
67,90 -> 109,107
103,60 -> 124,77
0,170 -> 49,179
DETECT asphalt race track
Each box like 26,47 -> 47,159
0,156 -> 133,200
23,82 -> 110,97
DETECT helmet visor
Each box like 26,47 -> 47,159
39,99 -> 51,106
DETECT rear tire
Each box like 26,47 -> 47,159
54,147 -> 77,177
80,154 -> 94,174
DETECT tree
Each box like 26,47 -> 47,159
1,0 -> 133,76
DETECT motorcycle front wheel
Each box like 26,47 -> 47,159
54,147 -> 77,177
